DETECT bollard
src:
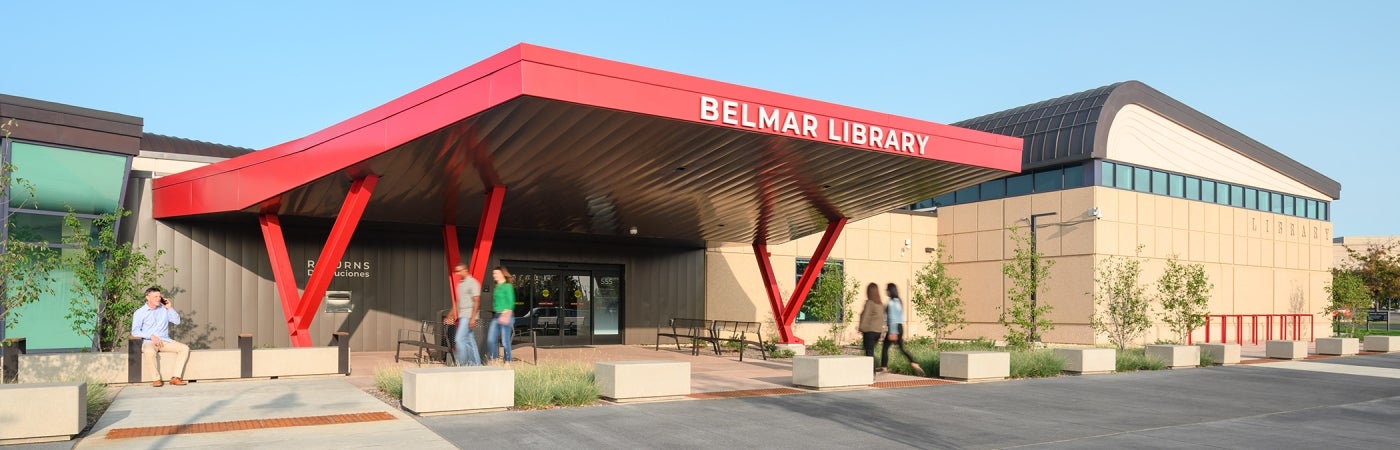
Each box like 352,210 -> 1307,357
239,334 -> 253,378
332,332 -> 350,375
127,336 -> 143,383
2,338 -> 26,383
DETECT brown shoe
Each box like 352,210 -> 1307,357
910,363 -> 926,377
152,379 -> 164,387
169,377 -> 187,386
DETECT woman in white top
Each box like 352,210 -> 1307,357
881,283 -> 924,376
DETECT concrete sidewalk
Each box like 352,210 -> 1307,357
71,377 -> 451,450
12,346 -> 1400,449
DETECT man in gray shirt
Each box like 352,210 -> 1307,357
451,264 -> 482,366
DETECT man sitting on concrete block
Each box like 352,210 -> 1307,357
132,287 -> 190,387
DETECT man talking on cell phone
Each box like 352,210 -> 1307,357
131,286 -> 190,387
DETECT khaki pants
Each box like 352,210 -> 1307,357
142,340 -> 190,380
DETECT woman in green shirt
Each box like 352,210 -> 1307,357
485,266 -> 517,365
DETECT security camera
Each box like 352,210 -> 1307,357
1088,207 -> 1102,220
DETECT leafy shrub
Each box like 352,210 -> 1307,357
807,337 -> 843,356
1010,349 -> 1065,378
514,362 -> 598,409
1199,349 -> 1216,367
769,348 -> 796,359
374,365 -> 403,399
1116,348 -> 1167,372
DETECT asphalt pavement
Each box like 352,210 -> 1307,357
9,350 -> 1400,449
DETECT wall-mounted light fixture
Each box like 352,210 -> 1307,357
628,226 -> 638,235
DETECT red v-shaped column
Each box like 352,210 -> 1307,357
260,175 -> 379,347
754,217 -> 846,344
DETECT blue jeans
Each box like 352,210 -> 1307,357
486,313 -> 512,363
453,316 -> 481,366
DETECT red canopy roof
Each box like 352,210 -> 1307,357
153,43 -> 1020,244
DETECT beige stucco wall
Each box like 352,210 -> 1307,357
937,186 -> 1333,346
705,211 -> 938,344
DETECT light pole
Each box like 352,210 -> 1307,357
1027,211 -> 1057,343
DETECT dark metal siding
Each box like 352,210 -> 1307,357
127,177 -> 704,351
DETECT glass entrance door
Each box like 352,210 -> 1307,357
508,262 -> 622,346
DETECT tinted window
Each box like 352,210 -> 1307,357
955,185 -> 979,203
1115,165 -> 1133,189
1295,197 -> 1305,217
1244,188 -> 1257,210
1151,171 -> 1167,195
1063,164 -> 1084,188
1034,169 -> 1062,192
1283,196 -> 1294,215
1168,174 -> 1184,198
1229,186 -> 1244,207
1185,177 -> 1201,200
1271,193 -> 1283,213
1217,183 -> 1230,205
982,179 -> 1006,200
1134,167 -> 1151,192
1201,180 -> 1216,203
1099,161 -> 1115,186
1007,174 -> 1033,196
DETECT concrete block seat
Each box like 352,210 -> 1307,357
402,366 -> 514,415
0,382 -> 86,444
939,351 -> 1009,382
1364,335 -> 1400,352
595,360 -> 690,402
1266,340 -> 1308,360
1145,345 -> 1199,369
1196,343 -> 1241,365
793,355 -> 873,389
1054,348 -> 1115,375
1316,337 -> 1359,356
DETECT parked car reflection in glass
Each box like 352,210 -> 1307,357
515,307 -> 586,335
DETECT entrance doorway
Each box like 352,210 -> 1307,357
505,261 -> 623,346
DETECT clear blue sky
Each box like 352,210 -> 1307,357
6,1 -> 1397,236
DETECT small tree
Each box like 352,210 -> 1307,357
1001,225 -> 1054,348
804,266 -> 858,346
911,245 -> 963,349
1325,271 -> 1371,338
1089,248 -> 1151,350
1,118 -> 61,336
63,208 -> 175,351
1157,255 -> 1212,345
1341,241 -> 1400,310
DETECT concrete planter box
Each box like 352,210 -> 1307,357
774,343 -> 806,356
792,355 -> 873,389
1265,340 -> 1308,360
1364,335 -> 1400,352
0,382 -> 86,444
19,353 -> 127,384
596,360 -> 690,402
1145,345 -> 1199,369
252,347 -> 339,377
1054,348 -> 1114,374
1316,338 -> 1359,356
1196,343 -> 1241,365
402,366 -> 513,415
939,351 -> 1010,381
